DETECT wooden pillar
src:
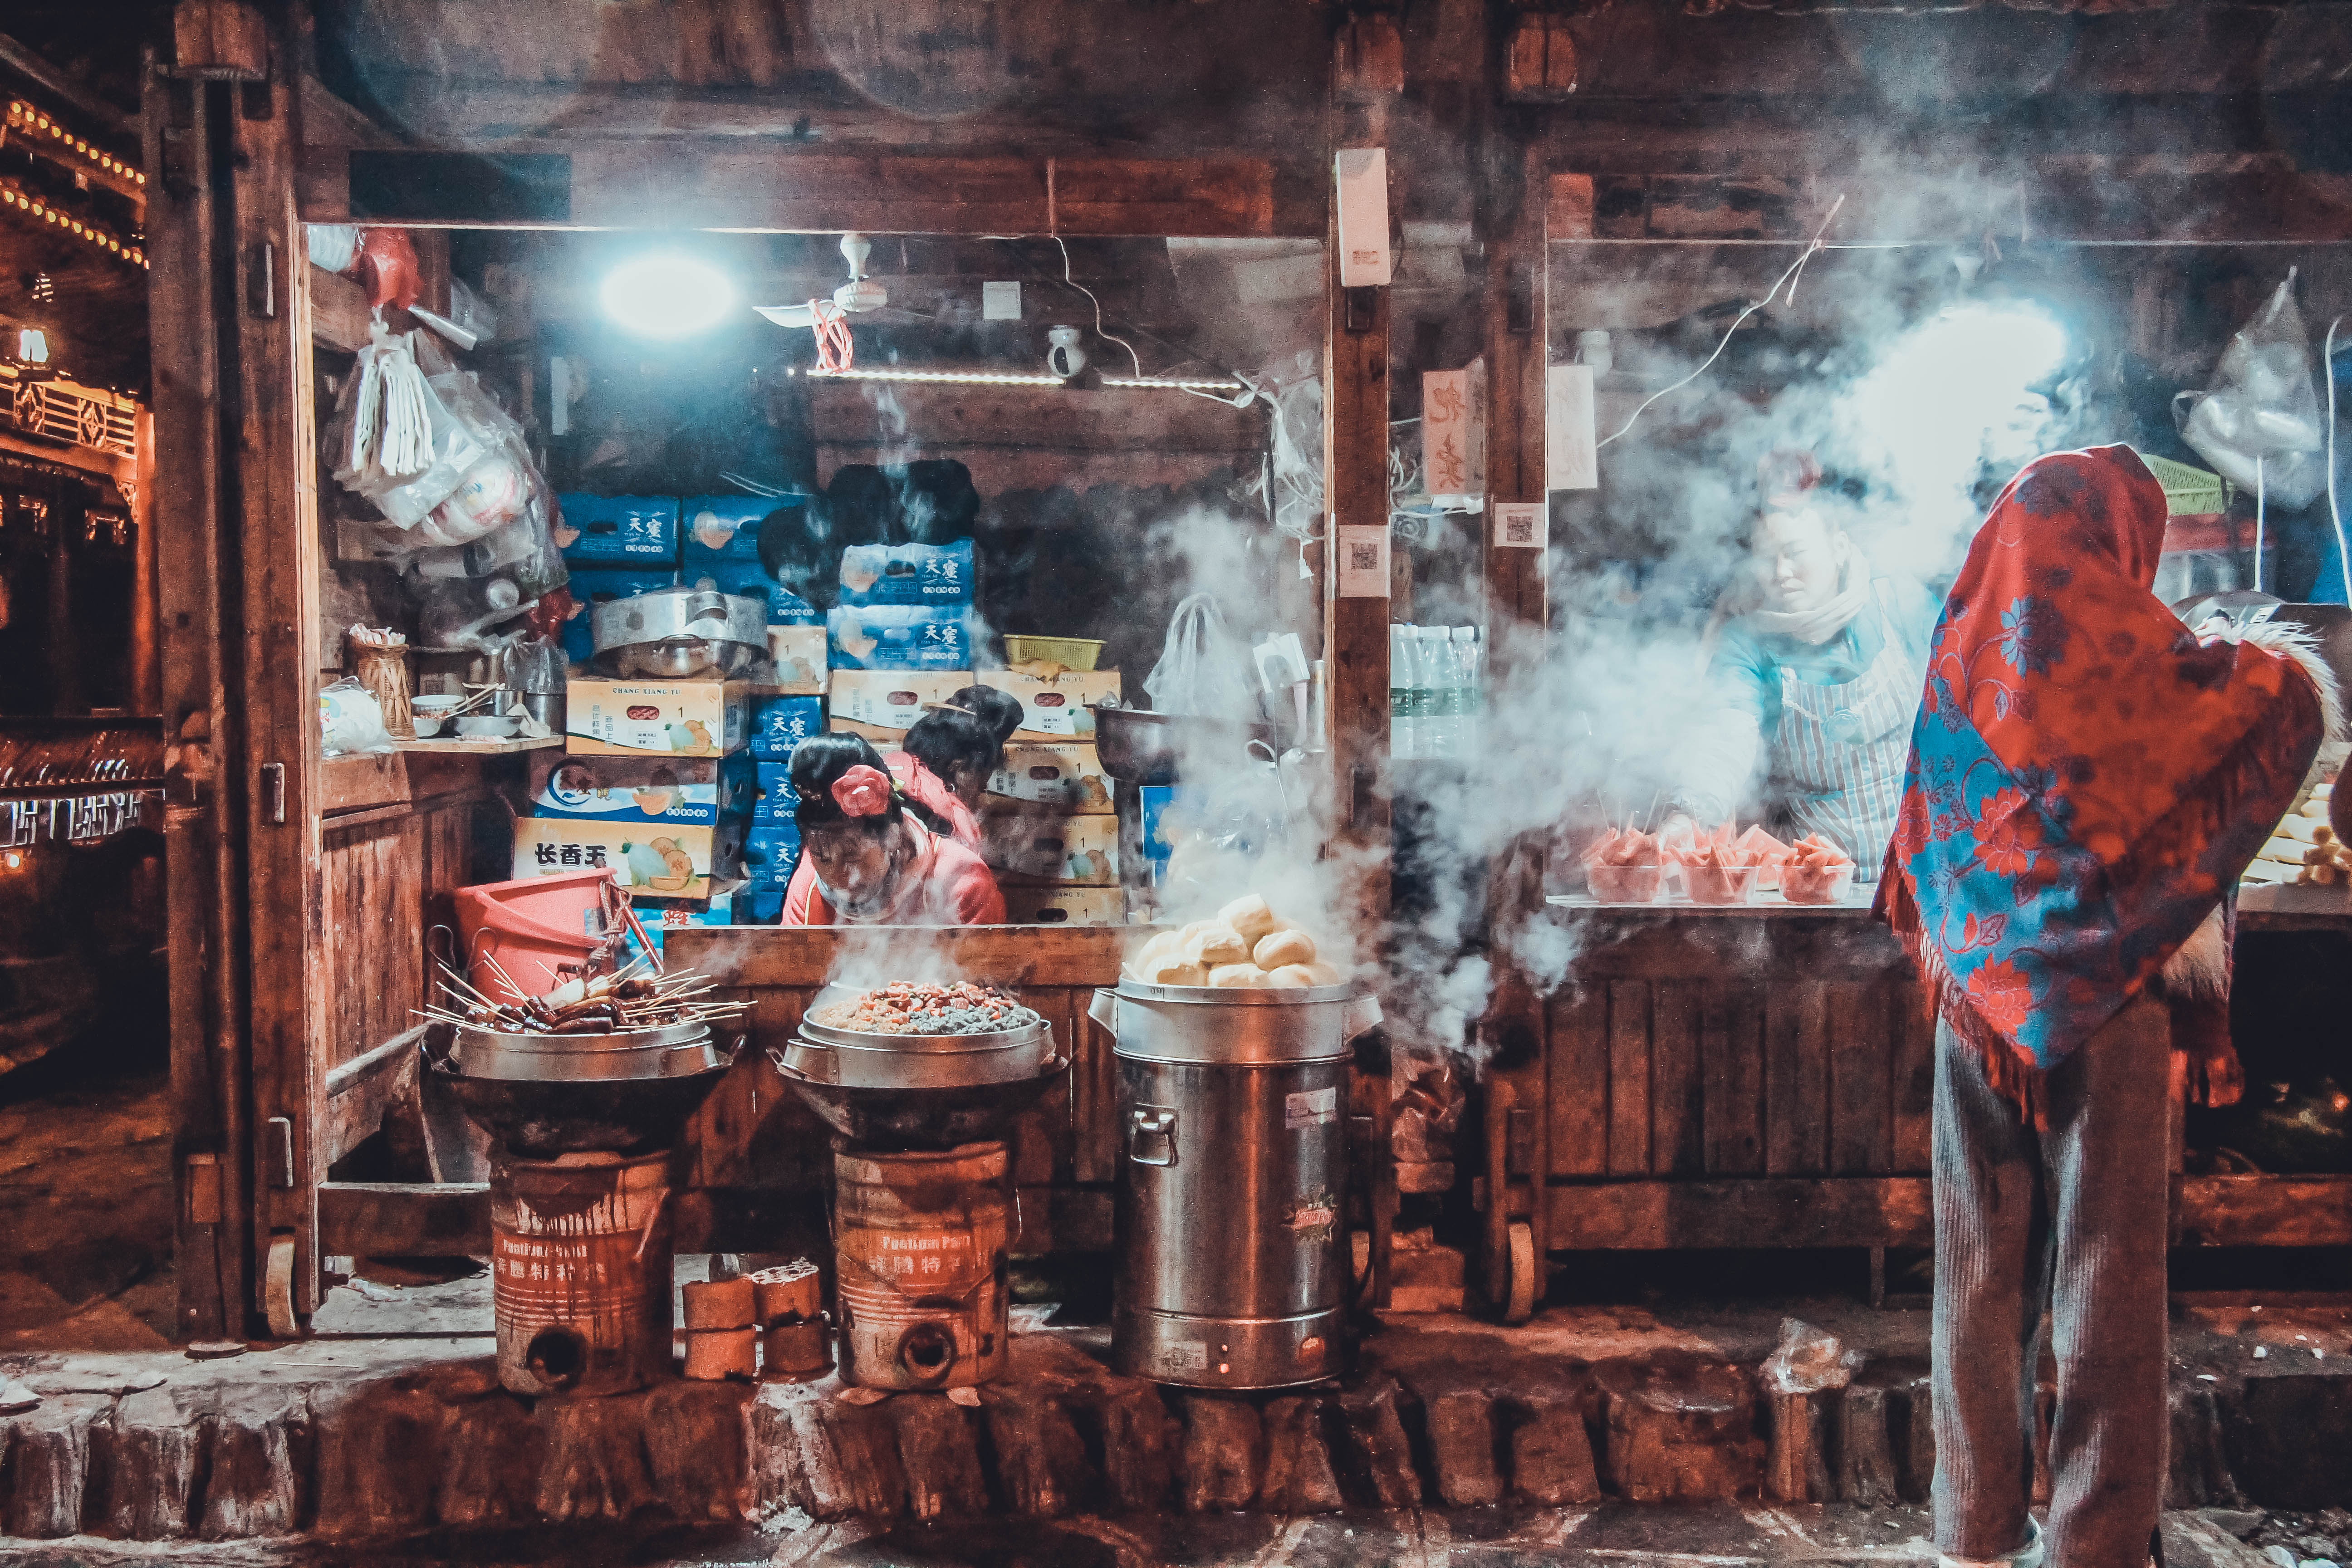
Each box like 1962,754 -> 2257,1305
130,410 -> 159,715
1325,29 -> 1397,1309
227,28 -> 328,1333
147,46 -> 247,1339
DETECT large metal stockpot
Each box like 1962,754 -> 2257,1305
1088,980 -> 1382,1390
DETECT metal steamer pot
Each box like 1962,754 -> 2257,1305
1089,981 -> 1383,1390
591,586 -> 768,679
769,983 -> 1068,1147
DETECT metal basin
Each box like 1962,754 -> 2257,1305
593,587 -> 768,678
769,1046 -> 1071,1149
799,982 -> 1050,1057
432,1048 -> 739,1156
1092,706 -> 1274,785
442,1018 -> 724,1083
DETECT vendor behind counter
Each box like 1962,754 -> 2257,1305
781,734 -> 1005,926
1669,490 -> 1939,877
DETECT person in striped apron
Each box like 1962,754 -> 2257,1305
1666,496 -> 1939,878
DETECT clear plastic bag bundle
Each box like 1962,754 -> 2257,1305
317,677 -> 395,757
2178,272 -> 2328,510
1144,592 -> 1259,720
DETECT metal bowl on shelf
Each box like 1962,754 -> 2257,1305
592,586 -> 768,679
1093,705 -> 1276,785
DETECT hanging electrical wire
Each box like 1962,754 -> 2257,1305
1597,193 -> 1846,451
807,298 -> 854,374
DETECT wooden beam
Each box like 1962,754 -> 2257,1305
299,141 -> 1286,237
2174,1176 -> 2352,1249
808,382 -> 1264,455
0,426 -> 133,488
664,924 -> 1135,991
1546,1176 -> 1932,1250
318,1181 -> 488,1256
321,1029 -> 422,1169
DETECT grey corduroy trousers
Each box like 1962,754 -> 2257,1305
1931,995 -> 2172,1568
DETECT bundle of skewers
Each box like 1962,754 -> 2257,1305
418,953 -> 746,1037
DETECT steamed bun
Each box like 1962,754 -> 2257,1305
1185,925 -> 1251,967
1301,960 -> 1343,986
1137,954 -> 1207,987
1218,895 -> 1281,944
1209,962 -> 1270,989
1252,929 -> 1317,971
1265,964 -> 1316,988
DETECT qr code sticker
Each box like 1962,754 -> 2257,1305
1348,542 -> 1381,572
1504,514 -> 1537,544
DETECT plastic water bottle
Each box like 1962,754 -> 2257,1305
1421,626 -> 1459,759
1389,624 -> 1418,759
1453,626 -> 1482,755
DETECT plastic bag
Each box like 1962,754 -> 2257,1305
317,677 -> 396,757
1144,593 -> 1260,720
1759,1317 -> 1862,1396
2178,272 -> 2328,510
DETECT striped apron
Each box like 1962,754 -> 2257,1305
1769,583 -> 1921,882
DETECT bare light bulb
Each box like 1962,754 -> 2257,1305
600,254 -> 736,338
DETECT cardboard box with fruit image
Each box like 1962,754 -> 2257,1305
566,678 -> 752,756
526,754 -> 753,828
511,817 -> 743,903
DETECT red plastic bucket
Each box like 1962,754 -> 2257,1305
454,868 -> 617,1003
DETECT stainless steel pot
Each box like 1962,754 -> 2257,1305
592,586 -> 767,679
776,983 -> 1057,1089
441,1017 -> 725,1083
1090,982 -> 1382,1389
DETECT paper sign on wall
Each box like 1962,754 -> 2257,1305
1545,364 -> 1599,491
1336,525 -> 1391,598
1492,501 -> 1547,550
1422,358 -> 1487,509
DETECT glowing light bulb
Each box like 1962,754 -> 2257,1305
18,329 -> 48,364
599,254 -> 736,338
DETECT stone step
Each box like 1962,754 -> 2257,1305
0,1333 -> 2323,1543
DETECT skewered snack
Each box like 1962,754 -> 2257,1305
418,956 -> 745,1034
812,981 -> 1039,1035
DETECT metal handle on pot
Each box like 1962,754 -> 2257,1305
1129,1107 -> 1177,1166
1088,988 -> 1119,1035
1343,995 -> 1384,1043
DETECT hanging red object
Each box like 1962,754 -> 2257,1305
354,228 -> 421,313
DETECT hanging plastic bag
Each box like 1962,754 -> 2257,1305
1144,592 -> 1260,720
317,677 -> 396,757
2178,271 -> 2328,511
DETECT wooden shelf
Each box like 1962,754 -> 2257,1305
393,735 -> 565,755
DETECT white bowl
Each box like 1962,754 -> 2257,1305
456,714 -> 522,739
410,714 -> 445,738
412,694 -> 463,715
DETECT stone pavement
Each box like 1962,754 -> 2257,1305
0,1502 -> 2296,1568
2,1287 -> 2349,1550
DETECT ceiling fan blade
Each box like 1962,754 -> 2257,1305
754,304 -> 818,327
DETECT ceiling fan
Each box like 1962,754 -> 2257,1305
753,233 -> 944,328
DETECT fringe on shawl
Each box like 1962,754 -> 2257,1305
1879,873 -> 2051,1128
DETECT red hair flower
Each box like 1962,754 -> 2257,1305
831,764 -> 893,818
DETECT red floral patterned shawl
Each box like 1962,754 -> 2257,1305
1875,446 -> 2323,1118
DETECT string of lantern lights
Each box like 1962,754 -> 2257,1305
0,98 -> 147,271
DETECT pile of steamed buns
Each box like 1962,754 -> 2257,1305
1123,895 -> 1344,989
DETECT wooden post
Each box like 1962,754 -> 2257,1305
1326,34 -> 1394,1308
225,29 -> 329,1332
146,48 -> 247,1339
129,410 -> 160,715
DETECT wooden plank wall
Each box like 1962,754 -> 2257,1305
1538,917 -> 1933,1249
666,925 -> 1135,1254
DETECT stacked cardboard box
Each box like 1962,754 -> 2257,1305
555,495 -> 679,667
978,669 -> 1127,925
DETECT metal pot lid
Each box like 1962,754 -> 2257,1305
442,1034 -> 735,1084
798,982 -> 1051,1054
774,1034 -> 1066,1089
1110,981 -> 1363,1007
592,585 -> 767,655
451,1018 -> 713,1053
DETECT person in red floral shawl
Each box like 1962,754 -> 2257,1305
1877,447 -> 2339,1568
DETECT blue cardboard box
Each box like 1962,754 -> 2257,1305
750,695 -> 825,760
753,760 -> 801,823
827,605 -> 977,671
556,495 -> 680,564
837,539 -> 976,607
681,495 -> 804,564
682,560 -> 820,626
743,825 -> 804,892
561,566 -> 677,666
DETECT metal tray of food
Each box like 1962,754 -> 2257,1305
774,1029 -> 1057,1088
441,1019 -> 725,1083
797,981 -> 1050,1055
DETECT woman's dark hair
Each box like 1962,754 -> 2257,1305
789,730 -> 956,838
789,733 -> 902,834
902,709 -> 1002,794
947,684 -> 1024,747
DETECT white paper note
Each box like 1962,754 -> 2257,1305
1492,501 -> 1547,550
1546,363 -> 1598,491
1336,525 -> 1391,598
